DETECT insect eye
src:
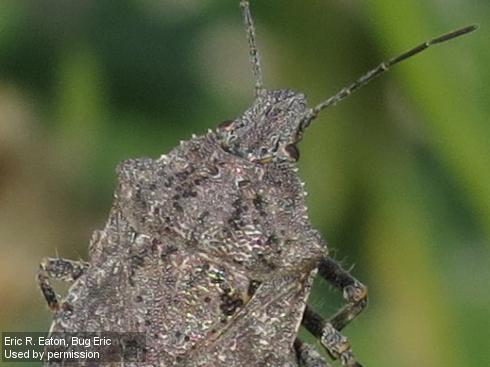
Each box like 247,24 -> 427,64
284,144 -> 300,161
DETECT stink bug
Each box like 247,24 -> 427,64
38,1 -> 476,366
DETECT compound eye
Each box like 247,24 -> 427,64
284,144 -> 300,161
218,119 -> 235,131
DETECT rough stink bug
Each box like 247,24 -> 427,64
37,1 -> 476,366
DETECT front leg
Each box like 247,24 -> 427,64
37,257 -> 89,311
317,257 -> 368,331
302,256 -> 368,367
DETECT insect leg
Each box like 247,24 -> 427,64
37,257 -> 89,312
295,339 -> 332,367
302,306 -> 363,367
317,256 -> 368,331
301,257 -> 367,367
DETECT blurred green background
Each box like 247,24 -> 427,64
0,0 -> 488,366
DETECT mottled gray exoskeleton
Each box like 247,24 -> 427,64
38,1 -> 476,366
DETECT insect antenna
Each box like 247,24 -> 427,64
301,24 -> 478,129
240,0 -> 265,97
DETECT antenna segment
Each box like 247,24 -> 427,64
302,24 -> 478,129
240,0 -> 265,96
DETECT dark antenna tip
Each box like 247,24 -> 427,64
431,24 -> 478,44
